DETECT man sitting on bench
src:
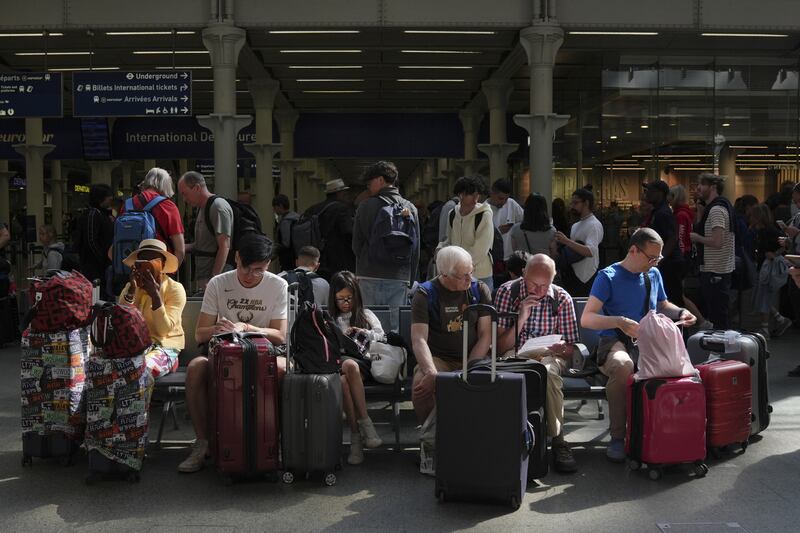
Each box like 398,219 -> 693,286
178,234 -> 288,473
494,253 -> 579,474
581,228 -> 696,463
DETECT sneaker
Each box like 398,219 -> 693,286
605,438 -> 626,463
552,440 -> 578,473
347,433 -> 364,465
178,439 -> 208,473
419,441 -> 435,477
772,315 -> 792,338
788,365 -> 800,378
357,417 -> 383,449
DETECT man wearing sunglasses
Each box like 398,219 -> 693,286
581,228 -> 696,463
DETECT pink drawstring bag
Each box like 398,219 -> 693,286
634,311 -> 698,381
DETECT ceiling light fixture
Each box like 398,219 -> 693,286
401,50 -> 480,54
625,130 -> 633,134
701,32 -> 788,38
0,32 -> 63,37
403,30 -> 496,35
397,78 -> 465,82
155,65 -> 212,69
289,65 -> 362,69
721,122 -> 731,127
106,31 -> 195,36
280,49 -> 362,53
398,65 -> 473,69
47,66 -> 120,71
610,135 -> 618,139
569,31 -> 659,36
133,50 -> 208,55
730,145 -> 769,149
269,30 -> 360,34
16,51 -> 93,56
295,79 -> 364,82
302,90 -> 364,94
640,124 -> 649,129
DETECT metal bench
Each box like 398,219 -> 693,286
561,297 -> 607,420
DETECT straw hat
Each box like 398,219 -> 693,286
324,178 -> 350,194
123,239 -> 179,274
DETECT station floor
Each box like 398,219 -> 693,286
1,332 -> 799,533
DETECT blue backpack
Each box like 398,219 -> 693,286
367,196 -> 418,266
112,193 -> 166,283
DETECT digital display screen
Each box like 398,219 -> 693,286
80,117 -> 112,160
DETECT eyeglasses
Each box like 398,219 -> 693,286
635,245 -> 663,265
240,265 -> 267,277
445,270 -> 474,281
335,296 -> 353,304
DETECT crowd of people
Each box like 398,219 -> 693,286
3,159 -> 800,476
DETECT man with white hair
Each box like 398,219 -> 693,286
410,245 -> 492,423
493,253 -> 580,473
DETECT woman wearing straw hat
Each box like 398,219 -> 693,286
119,239 -> 186,378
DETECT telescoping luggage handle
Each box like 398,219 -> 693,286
462,303 -> 499,383
286,282 -> 299,374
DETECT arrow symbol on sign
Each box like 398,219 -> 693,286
180,84 -> 188,91
180,106 -> 188,114
181,72 -> 188,80
181,95 -> 188,102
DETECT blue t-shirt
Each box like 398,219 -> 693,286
589,263 -> 668,337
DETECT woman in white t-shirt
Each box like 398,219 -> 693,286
328,270 -> 384,465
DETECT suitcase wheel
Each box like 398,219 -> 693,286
693,463 -> 709,478
21,454 -> 32,467
323,473 -> 337,487
437,490 -> 447,504
510,496 -> 520,510
740,441 -> 749,453
282,471 -> 295,484
648,468 -> 663,481
627,459 -> 641,471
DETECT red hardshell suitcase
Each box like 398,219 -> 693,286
625,375 -> 708,480
208,332 -> 280,483
696,360 -> 752,454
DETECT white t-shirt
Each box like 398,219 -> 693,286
201,270 -> 288,326
492,199 -> 525,260
570,213 -> 604,283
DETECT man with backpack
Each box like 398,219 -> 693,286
177,171 -> 233,289
278,246 -> 329,306
353,161 -> 420,319
297,179 -> 355,280
272,193 -> 299,272
690,173 -> 736,329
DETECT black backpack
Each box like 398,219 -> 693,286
291,202 -> 335,256
203,195 -> 264,266
448,209 -> 505,265
421,198 -> 455,251
290,302 -> 359,374
281,268 -> 318,305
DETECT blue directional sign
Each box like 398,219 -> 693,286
0,72 -> 63,118
72,70 -> 192,117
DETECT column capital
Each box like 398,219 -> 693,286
197,113 -> 252,134
243,142 -> 282,160
279,158 -> 303,170
202,23 -> 247,68
512,113 -> 570,135
519,23 -> 564,67
481,79 -> 514,111
477,143 -> 519,160
275,109 -> 300,133
13,143 -> 55,159
458,108 -> 483,133
249,79 -> 281,111
455,159 -> 487,176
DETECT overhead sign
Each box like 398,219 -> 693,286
0,72 -> 63,118
72,70 -> 192,117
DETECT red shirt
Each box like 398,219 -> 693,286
120,189 -> 184,247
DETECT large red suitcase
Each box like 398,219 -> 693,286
208,333 -> 279,483
625,375 -> 708,480
696,360 -> 751,454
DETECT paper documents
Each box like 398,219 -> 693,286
518,334 -> 563,357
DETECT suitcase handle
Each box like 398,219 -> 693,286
462,304 -> 498,383
286,282 -> 299,374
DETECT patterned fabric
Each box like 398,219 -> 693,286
20,328 -> 90,439
493,281 -> 579,346
28,270 -> 93,332
143,346 -> 179,379
90,302 -> 152,358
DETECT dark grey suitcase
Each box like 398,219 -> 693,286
687,330 -> 771,435
435,304 -> 533,509
280,283 -> 343,486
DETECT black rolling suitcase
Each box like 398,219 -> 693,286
435,304 -> 533,509
470,357 -> 548,480
281,283 -> 343,486
687,330 -> 771,435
